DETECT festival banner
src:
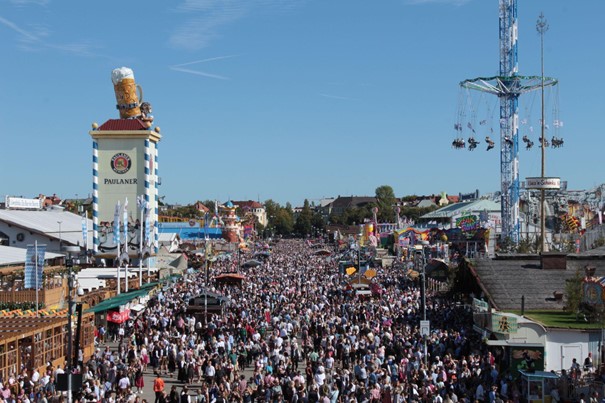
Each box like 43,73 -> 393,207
145,203 -> 151,247
456,215 -> 479,231
510,347 -> 544,377
491,313 -> 518,334
81,215 -> 88,249
24,244 -> 46,289
113,201 -> 121,246
123,197 -> 129,248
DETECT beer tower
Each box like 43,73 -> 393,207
90,67 -> 161,261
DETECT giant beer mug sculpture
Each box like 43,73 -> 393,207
112,67 -> 143,119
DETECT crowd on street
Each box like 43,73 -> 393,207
0,238 -> 570,402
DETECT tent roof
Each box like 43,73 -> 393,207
0,245 -> 62,266
0,208 -> 93,249
421,199 -> 500,219
169,254 -> 188,270
242,259 -> 262,267
86,288 -> 149,313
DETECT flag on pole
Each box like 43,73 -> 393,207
123,197 -> 129,248
136,195 -> 145,248
136,196 -> 145,213
145,202 -> 151,247
24,244 -> 46,289
113,201 -> 121,246
81,214 -> 88,249
204,212 -> 209,239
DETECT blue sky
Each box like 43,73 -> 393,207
0,0 -> 603,207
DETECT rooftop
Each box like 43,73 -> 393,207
473,253 -> 605,312
0,208 -> 93,248
0,245 -> 62,266
422,199 -> 500,219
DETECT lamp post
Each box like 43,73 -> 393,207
357,226 -> 363,285
537,12 -> 549,253
64,245 -> 80,403
137,196 -> 145,288
418,240 -> 429,365
204,237 -> 209,326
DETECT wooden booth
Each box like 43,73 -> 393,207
0,312 -> 95,380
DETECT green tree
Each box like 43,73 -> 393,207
274,208 -> 294,236
202,200 -> 216,214
329,213 -> 344,225
263,200 -> 295,237
295,199 -> 314,236
264,199 -> 281,222
342,207 -> 370,226
374,185 -> 397,223
311,212 -> 326,233
564,268 -> 583,317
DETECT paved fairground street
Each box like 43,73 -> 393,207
2,238 -> 596,403
70,238 -> 478,403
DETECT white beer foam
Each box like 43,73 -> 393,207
111,67 -> 135,85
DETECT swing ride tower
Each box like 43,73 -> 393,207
459,0 -> 557,243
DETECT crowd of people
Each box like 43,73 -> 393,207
0,238 -> 571,402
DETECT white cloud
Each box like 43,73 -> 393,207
170,0 -> 302,50
170,66 -> 229,80
0,15 -> 39,41
9,0 -> 50,6
0,15 -> 104,58
170,55 -> 238,80
170,12 -> 240,51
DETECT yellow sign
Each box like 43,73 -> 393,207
491,313 -> 517,334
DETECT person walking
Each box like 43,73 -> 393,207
135,366 -> 145,394
153,372 -> 166,403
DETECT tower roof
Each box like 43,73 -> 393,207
97,119 -> 147,131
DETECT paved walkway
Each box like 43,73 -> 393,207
101,339 -> 260,402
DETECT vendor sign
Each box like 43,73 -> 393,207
456,215 -> 479,231
107,309 -> 130,324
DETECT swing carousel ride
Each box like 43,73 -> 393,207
452,0 -> 563,243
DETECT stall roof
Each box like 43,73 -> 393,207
518,370 -> 559,380
86,288 -> 149,314
486,340 -> 543,347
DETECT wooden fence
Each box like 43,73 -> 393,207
0,283 -> 65,309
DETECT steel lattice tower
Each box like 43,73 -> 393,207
460,0 -> 557,243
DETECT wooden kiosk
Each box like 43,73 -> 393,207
0,312 -> 95,380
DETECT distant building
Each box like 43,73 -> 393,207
322,196 -> 376,219
193,201 -> 210,214
418,199 -> 502,232
316,197 -> 336,221
417,198 -> 438,209
158,232 -> 180,253
232,200 -> 267,227
0,204 -> 93,253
